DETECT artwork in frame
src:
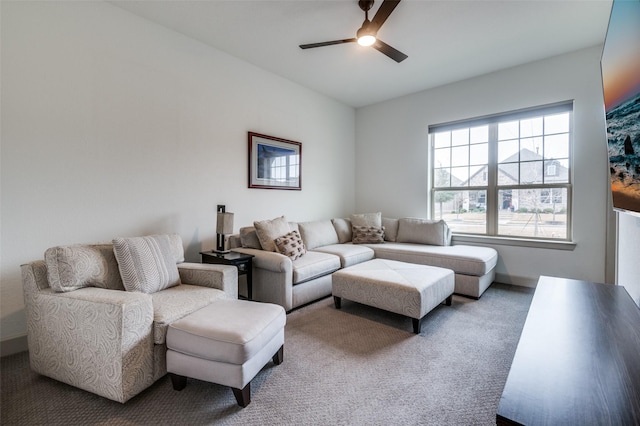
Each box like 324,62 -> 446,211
248,132 -> 302,190
601,0 -> 640,216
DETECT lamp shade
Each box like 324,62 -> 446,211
216,212 -> 234,235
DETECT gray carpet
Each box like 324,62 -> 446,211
1,283 -> 534,425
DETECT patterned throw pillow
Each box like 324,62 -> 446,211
112,235 -> 181,294
274,230 -> 307,260
352,225 -> 385,244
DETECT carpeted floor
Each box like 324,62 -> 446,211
1,283 -> 534,425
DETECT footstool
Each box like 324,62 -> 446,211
332,259 -> 454,333
166,299 -> 286,407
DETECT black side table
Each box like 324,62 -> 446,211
200,251 -> 255,300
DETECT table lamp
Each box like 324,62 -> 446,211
215,205 -> 234,253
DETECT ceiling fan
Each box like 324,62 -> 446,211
299,0 -> 408,63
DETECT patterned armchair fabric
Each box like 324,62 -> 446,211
21,237 -> 238,403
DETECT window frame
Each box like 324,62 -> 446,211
429,101 -> 573,243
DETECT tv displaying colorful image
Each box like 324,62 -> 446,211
601,0 -> 640,215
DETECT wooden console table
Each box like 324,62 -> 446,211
497,276 -> 640,425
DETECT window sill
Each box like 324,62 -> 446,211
452,234 -> 576,251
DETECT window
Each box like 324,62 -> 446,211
430,102 -> 572,240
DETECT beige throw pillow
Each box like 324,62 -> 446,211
254,216 -> 291,252
350,212 -> 382,228
274,230 -> 307,260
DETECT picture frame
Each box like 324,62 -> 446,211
248,132 -> 302,190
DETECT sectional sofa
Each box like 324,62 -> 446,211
229,213 -> 499,312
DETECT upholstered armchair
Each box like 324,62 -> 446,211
21,234 -> 237,403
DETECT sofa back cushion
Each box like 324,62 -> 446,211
332,218 -> 352,243
396,218 -> 452,246
350,212 -> 382,228
298,220 -> 339,250
113,235 -> 181,294
239,226 -> 263,249
382,217 -> 399,242
45,244 -> 125,292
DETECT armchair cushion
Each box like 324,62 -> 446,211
44,244 -> 125,292
113,235 -> 181,294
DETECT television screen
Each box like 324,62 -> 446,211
601,0 -> 640,215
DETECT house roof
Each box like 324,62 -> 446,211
108,1 -> 612,108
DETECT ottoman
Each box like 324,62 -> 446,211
166,299 -> 286,407
332,259 -> 454,334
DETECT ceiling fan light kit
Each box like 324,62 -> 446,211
300,0 -> 407,63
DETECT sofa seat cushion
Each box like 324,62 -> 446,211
151,284 -> 228,344
311,244 -> 375,268
366,243 -> 498,277
291,251 -> 341,285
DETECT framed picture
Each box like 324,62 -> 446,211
248,132 -> 302,190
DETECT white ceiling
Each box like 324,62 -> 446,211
109,0 -> 612,108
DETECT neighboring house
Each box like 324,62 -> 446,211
437,148 -> 569,213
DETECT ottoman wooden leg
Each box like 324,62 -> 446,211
334,296 -> 342,309
412,317 -> 423,334
232,383 -> 251,407
445,294 -> 453,306
272,345 -> 284,365
169,373 -> 187,391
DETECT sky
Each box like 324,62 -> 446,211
601,0 -> 640,112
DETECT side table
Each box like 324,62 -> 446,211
200,251 -> 254,300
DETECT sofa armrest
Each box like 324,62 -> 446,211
232,247 -> 292,273
21,266 -> 155,402
231,248 -> 294,310
177,262 -> 238,299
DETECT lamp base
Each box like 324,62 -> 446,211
216,233 -> 228,253
212,249 -> 231,255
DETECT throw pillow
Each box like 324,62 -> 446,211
45,244 -> 125,292
112,234 -> 181,294
352,225 -> 385,244
350,212 -> 382,228
274,230 -> 307,260
332,218 -> 353,243
254,216 -> 291,252
396,218 -> 452,246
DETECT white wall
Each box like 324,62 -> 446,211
617,212 -> 640,306
0,1 -> 355,344
355,46 -> 613,287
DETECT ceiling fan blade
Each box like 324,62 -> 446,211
300,38 -> 357,49
372,39 -> 408,63
369,0 -> 401,33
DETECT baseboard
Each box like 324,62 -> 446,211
1,334 -> 28,357
494,273 -> 538,288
